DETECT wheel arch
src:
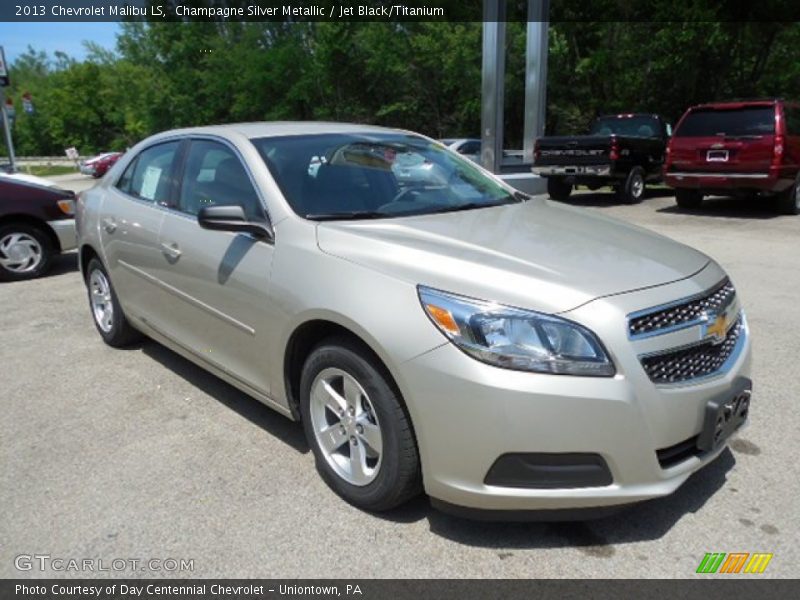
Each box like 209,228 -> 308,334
283,318 -> 408,425
78,243 -> 101,280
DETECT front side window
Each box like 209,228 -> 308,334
252,133 -> 519,220
178,140 -> 264,221
116,141 -> 180,205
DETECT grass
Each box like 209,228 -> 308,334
22,164 -> 78,177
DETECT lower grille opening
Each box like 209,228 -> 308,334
656,435 -> 700,469
484,453 -> 613,489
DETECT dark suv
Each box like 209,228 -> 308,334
664,99 -> 800,214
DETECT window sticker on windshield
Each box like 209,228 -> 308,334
140,166 -> 162,200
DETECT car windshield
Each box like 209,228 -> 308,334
589,116 -> 661,137
675,107 -> 776,137
251,133 -> 519,220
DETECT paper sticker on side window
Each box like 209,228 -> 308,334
140,166 -> 162,200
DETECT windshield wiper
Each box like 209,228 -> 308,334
513,191 -> 531,201
306,210 -> 390,221
426,200 -> 516,215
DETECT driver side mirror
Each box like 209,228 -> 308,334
197,205 -> 273,242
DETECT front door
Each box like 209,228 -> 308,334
150,138 -> 278,396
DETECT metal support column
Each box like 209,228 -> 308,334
523,1 -> 549,164
480,0 -> 506,173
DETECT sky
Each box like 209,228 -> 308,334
0,23 -> 121,63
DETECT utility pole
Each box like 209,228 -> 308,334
0,46 -> 16,172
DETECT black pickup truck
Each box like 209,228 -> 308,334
532,114 -> 671,203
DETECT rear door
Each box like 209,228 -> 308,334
99,140 -> 181,321
150,137 -> 279,396
670,105 -> 776,173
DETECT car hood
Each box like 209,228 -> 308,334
315,200 -> 710,313
0,172 -> 61,189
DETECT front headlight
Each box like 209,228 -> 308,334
418,286 -> 615,377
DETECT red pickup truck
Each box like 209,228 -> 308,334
664,99 -> 800,215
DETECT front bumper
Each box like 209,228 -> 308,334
79,164 -> 96,176
47,218 -> 77,252
398,267 -> 752,513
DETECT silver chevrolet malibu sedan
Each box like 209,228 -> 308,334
76,122 -> 752,517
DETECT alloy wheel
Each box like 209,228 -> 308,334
309,367 -> 383,486
89,269 -> 114,333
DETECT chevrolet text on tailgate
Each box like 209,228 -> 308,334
533,113 -> 670,205
77,122 -> 752,518
665,99 -> 800,214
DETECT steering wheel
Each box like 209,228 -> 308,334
390,187 -> 423,204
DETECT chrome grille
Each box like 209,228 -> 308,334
640,315 -> 743,384
628,279 -> 735,338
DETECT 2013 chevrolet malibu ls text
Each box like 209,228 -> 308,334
76,123 -> 752,517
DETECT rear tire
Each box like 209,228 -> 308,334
85,258 -> 142,347
0,223 -> 54,282
675,189 -> 704,210
619,167 -> 646,204
300,337 -> 421,511
546,177 -> 572,202
777,176 -> 800,215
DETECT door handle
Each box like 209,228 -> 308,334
160,242 -> 182,260
102,217 -> 117,233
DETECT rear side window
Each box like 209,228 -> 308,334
458,141 -> 481,154
589,116 -> 662,137
784,105 -> 800,136
116,141 -> 180,205
675,107 -> 776,137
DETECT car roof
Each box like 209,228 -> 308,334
155,121 -> 406,141
596,113 -> 662,119
689,99 -> 780,111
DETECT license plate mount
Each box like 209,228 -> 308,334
697,381 -> 751,453
706,149 -> 729,162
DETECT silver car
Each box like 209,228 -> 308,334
76,123 -> 752,517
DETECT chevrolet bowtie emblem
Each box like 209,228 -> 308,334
704,312 -> 729,344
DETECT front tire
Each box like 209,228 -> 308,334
300,338 -> 421,511
546,177 -> 572,202
675,189 -> 704,210
0,224 -> 53,282
85,258 -> 142,347
619,167 -> 646,204
777,176 -> 800,215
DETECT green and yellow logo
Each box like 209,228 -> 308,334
696,552 -> 773,574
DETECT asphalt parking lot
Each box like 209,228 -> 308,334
1,175 -> 797,578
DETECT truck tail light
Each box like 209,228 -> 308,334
664,141 -> 673,171
609,137 -> 620,161
773,134 -> 785,166
534,139 -> 541,161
